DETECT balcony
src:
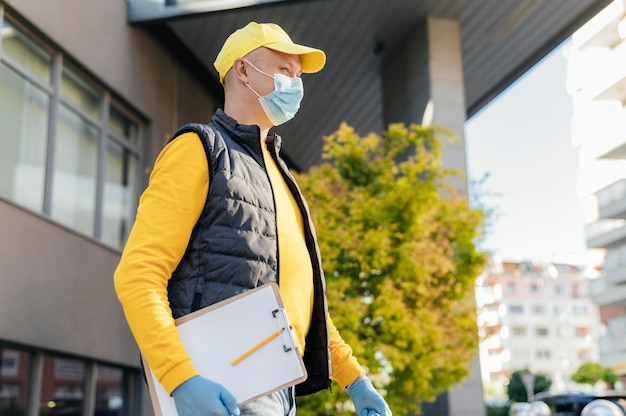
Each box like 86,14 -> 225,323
599,334 -> 626,374
590,276 -> 626,307
571,106 -> 626,160
598,335 -> 626,371
594,290 -> 626,309
592,38 -> 626,104
605,315 -> 626,354
573,1 -> 625,49
595,73 -> 626,104
596,179 -> 626,219
586,218 -> 626,248
602,245 -> 626,285
600,140 -> 626,160
604,264 -> 626,286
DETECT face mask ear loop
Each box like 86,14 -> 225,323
245,82 -> 263,98
242,58 -> 274,79
242,58 -> 272,99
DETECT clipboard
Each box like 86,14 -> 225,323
144,283 -> 307,415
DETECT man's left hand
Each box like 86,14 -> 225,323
347,378 -> 392,416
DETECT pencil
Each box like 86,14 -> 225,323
231,328 -> 284,366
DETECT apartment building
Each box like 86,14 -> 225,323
567,0 -> 626,380
477,260 -> 601,396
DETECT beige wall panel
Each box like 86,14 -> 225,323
0,199 -> 139,367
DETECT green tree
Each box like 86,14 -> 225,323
571,362 -> 618,388
506,370 -> 552,402
294,123 -> 487,415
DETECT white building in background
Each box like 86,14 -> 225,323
567,0 -> 626,379
476,260 -> 602,396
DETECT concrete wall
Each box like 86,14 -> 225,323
426,18 -> 468,192
0,199 -> 137,365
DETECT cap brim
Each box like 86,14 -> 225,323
264,42 -> 326,73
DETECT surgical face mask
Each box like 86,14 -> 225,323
243,59 -> 304,126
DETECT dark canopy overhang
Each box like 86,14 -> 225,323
128,0 -> 610,170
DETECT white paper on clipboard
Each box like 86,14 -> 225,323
143,283 -> 307,415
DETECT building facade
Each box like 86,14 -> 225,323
0,1 -> 217,414
567,0 -> 626,381
477,260 -> 602,396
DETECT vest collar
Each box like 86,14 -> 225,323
212,108 -> 282,153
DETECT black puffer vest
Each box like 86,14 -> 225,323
166,109 -> 332,396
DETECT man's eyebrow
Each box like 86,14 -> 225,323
285,60 -> 301,69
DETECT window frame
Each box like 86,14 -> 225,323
0,10 -> 144,249
0,341 -> 139,416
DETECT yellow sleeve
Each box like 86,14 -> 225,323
113,132 -> 208,394
327,314 -> 365,389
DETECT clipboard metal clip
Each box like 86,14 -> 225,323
272,308 -> 296,353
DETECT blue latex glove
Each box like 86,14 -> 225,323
171,375 -> 240,416
347,378 -> 392,416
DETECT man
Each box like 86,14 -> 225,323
114,22 -> 392,416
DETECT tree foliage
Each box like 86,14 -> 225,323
571,362 -> 618,387
507,370 -> 552,403
293,123 -> 487,415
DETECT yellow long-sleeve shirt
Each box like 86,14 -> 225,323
114,131 -> 363,395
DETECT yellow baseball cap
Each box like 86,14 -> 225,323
214,22 -> 326,83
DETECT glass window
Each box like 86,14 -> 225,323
535,327 -> 548,336
532,305 -> 545,315
1,12 -> 143,248
1,20 -> 51,84
40,356 -> 85,415
61,66 -> 101,120
51,105 -> 98,235
39,355 -> 85,416
0,348 -> 30,415
509,305 -> 524,314
510,349 -> 529,361
109,105 -> 138,144
103,138 -> 139,247
574,327 -> 588,337
0,63 -> 49,211
536,350 -> 551,359
506,283 -> 516,293
95,365 -> 125,415
512,326 -> 526,336
554,305 -> 565,316
577,349 -> 592,361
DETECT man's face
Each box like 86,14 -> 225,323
246,48 -> 303,97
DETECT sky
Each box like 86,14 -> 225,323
465,42 -> 590,264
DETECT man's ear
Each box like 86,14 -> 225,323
231,58 -> 248,82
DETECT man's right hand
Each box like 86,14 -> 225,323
171,375 -> 240,416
